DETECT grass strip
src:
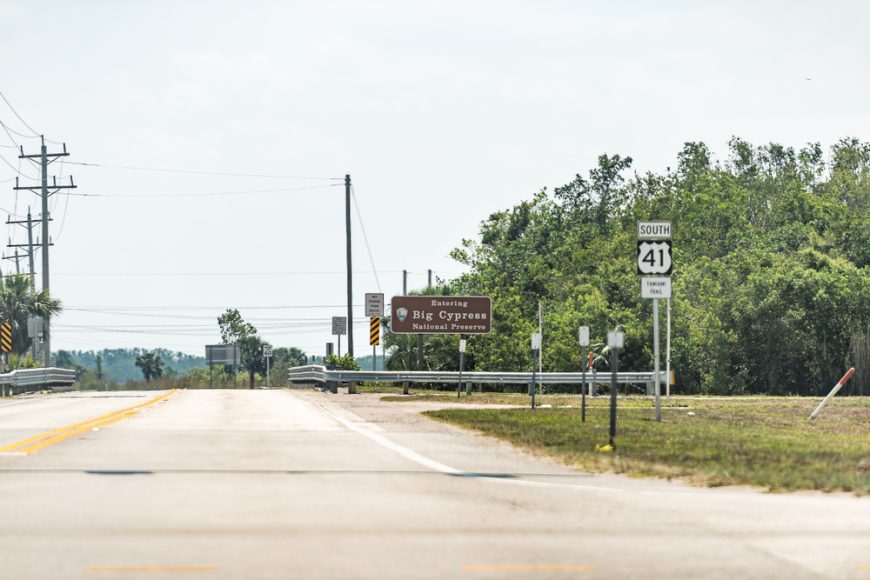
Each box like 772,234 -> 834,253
425,398 -> 870,494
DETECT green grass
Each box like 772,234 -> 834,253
424,397 -> 870,494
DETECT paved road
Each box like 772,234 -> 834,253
0,389 -> 867,579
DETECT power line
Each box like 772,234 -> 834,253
54,159 -> 73,241
66,304 -> 363,310
53,270 -> 404,277
65,183 -> 340,198
66,161 -> 343,181
350,184 -> 382,293
0,91 -> 40,137
0,150 -> 37,179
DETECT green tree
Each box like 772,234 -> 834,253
95,354 -> 103,381
134,351 -> 164,382
442,137 -> 870,394
0,274 -> 62,356
217,309 -> 271,389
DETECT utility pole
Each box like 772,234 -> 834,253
16,136 -> 73,366
7,208 -> 43,362
416,269 -> 426,371
345,174 -> 354,359
6,208 -> 46,288
1,250 -> 21,274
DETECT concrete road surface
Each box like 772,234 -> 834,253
0,389 -> 867,579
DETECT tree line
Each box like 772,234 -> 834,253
383,138 -> 869,396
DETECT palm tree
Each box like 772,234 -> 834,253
0,275 -> 63,355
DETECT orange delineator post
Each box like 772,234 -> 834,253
809,367 -> 856,420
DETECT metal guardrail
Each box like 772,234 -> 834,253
0,367 -> 77,396
288,365 -> 661,386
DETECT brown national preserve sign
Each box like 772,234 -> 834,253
390,296 -> 492,334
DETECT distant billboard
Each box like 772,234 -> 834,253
390,296 -> 492,334
206,344 -> 241,366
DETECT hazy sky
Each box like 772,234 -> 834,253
0,0 -> 867,357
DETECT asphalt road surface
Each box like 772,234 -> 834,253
0,389 -> 867,579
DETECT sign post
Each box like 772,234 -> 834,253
366,293 -> 384,372
530,333 -> 541,410
458,337 -> 467,398
638,221 -> 672,423
1,322 -> 11,375
607,330 -> 624,447
332,316 -> 347,357
263,345 -> 272,388
369,317 -> 380,371
579,326 -> 590,422
205,344 -> 241,390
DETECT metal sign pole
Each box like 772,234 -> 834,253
610,348 -> 618,446
654,298 -> 661,422
530,333 -> 541,410
530,349 -> 537,410
458,338 -> 465,399
666,297 -> 672,399
266,355 -> 270,388
607,330 -> 623,448
579,326 -> 589,422
581,358 -> 586,422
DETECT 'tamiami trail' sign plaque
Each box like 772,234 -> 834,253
390,296 -> 492,334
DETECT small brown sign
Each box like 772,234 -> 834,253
390,296 -> 492,334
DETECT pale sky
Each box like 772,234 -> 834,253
0,0 -> 867,357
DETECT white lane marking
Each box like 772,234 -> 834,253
314,400 -> 670,494
316,402 -> 461,475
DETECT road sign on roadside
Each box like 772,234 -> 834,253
637,220 -> 672,239
205,344 -> 241,366
365,293 -> 385,317
637,240 -> 673,275
390,296 -> 492,334
332,316 -> 347,336
641,277 -> 672,299
637,220 -> 672,425
369,317 -> 380,346
579,326 -> 590,347
263,346 -> 273,358
0,322 -> 11,353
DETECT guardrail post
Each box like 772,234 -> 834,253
402,381 -> 408,395
348,381 -> 357,395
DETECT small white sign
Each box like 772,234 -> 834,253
263,346 -> 273,358
637,221 -> 672,239
578,326 -> 590,347
365,293 -> 385,317
531,332 -> 542,351
641,277 -> 672,299
459,339 -> 467,353
607,331 -> 624,349
332,316 -> 347,335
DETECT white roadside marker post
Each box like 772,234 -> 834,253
809,368 -> 856,420
579,326 -> 590,422
530,333 -> 541,410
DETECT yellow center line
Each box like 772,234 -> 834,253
86,566 -> 216,574
0,389 -> 177,454
463,565 -> 595,573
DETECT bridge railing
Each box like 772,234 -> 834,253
0,367 -> 78,396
